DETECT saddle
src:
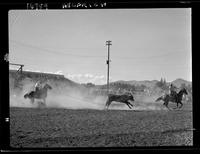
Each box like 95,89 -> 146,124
35,87 -> 42,95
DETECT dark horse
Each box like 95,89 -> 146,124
155,88 -> 188,109
105,92 -> 135,109
24,83 -> 52,106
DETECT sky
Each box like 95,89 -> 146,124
9,9 -> 191,85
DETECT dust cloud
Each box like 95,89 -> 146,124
9,79 -> 108,110
10,79 -> 166,110
46,92 -> 107,110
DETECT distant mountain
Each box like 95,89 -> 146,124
113,80 -> 159,88
10,69 -> 191,93
171,78 -> 192,88
112,78 -> 191,88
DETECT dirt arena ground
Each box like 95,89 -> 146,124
10,101 -> 193,148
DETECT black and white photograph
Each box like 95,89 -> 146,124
8,7 -> 193,148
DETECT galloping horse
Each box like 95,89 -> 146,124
105,92 -> 135,109
155,88 -> 188,109
24,83 -> 52,106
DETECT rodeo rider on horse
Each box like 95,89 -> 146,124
34,80 -> 46,92
169,83 -> 178,98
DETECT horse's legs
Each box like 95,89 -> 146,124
173,102 -> 179,109
105,99 -> 111,110
43,98 -> 46,107
129,102 -> 134,107
127,102 -> 134,109
179,101 -> 183,108
164,100 -> 170,110
126,104 -> 132,109
106,103 -> 110,110
125,102 -> 132,109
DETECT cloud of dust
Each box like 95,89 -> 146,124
130,93 -> 167,110
10,81 -> 38,108
46,90 -> 107,110
10,78 -> 166,111
9,79 -> 108,110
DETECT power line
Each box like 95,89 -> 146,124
113,50 -> 186,60
10,40 -> 105,58
10,40 -> 187,61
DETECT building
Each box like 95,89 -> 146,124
9,70 -> 65,80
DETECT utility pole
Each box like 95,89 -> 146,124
106,40 -> 112,95
9,63 -> 24,74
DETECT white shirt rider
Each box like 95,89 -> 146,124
35,81 -> 43,92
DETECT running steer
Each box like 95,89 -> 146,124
105,93 -> 135,109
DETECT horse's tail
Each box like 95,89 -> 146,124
155,96 -> 163,102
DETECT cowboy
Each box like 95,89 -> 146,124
34,80 -> 43,92
169,83 -> 178,98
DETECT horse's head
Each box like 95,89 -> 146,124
129,94 -> 135,101
44,84 -> 52,90
181,88 -> 188,95
127,91 -> 135,101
